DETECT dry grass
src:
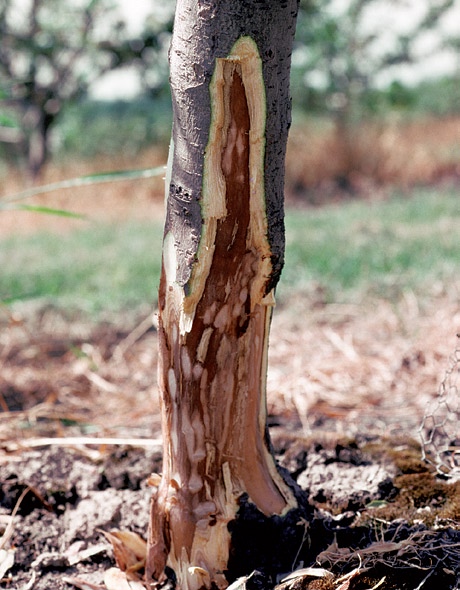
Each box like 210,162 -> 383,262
286,114 -> 460,201
0,147 -> 167,235
268,294 -> 460,439
1,290 -> 458,448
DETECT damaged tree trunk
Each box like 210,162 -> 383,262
147,2 -> 299,589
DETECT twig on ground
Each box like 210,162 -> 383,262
0,487 -> 30,550
2,436 -> 163,452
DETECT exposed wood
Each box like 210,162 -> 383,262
147,3 -> 299,589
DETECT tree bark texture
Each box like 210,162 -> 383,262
147,3 -> 299,589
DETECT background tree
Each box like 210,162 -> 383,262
146,2 -> 307,589
0,0 -> 169,178
292,0 -> 457,187
98,1 -> 175,101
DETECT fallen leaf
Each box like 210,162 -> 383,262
281,567 -> 331,582
102,530 -> 146,575
65,542 -> 109,566
276,567 -> 333,590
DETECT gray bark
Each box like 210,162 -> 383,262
165,0 -> 298,292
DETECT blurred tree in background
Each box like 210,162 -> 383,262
292,0 -> 457,187
0,0 -> 173,178
1,0 -> 459,182
97,5 -> 173,100
0,0 -> 120,177
293,0 -> 456,117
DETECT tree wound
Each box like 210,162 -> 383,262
150,36 -> 297,590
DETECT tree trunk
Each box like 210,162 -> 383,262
23,104 -> 55,180
147,3 -> 299,589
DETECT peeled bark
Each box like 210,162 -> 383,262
147,3 -> 299,589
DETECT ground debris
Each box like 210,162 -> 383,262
1,310 -> 460,589
0,436 -> 459,589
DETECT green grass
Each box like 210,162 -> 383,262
1,187 -> 459,320
281,187 -> 460,303
0,220 -> 164,318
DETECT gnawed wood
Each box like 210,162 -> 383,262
147,3 -> 299,589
